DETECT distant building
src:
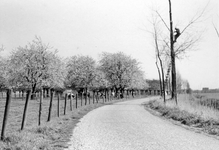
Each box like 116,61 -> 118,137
202,87 -> 209,93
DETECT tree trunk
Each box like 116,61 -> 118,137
168,0 -> 177,104
96,91 -> 99,103
158,56 -> 166,103
93,91 -> 95,104
48,88 -> 51,98
38,89 -> 43,126
64,93 -> 67,115
22,90 -> 24,101
57,92 -> 60,117
31,83 -> 37,100
76,93 -> 78,109
115,88 -> 119,98
14,91 -> 16,99
104,89 -> 107,101
155,61 -> 163,96
168,76 -> 172,94
43,88 -> 46,98
107,90 -> 110,101
70,93 -> 72,111
84,88 -> 87,105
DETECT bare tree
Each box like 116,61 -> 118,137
155,56 -> 162,96
168,0 -> 177,103
168,0 -> 209,103
152,18 -> 166,103
151,0 -> 208,104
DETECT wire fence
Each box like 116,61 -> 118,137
0,88 -> 159,140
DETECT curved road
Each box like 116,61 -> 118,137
66,97 -> 219,150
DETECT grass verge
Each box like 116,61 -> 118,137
144,97 -> 219,138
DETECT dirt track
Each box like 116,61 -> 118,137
66,97 -> 219,150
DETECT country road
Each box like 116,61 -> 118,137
66,97 -> 219,150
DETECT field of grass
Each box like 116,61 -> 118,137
144,93 -> 219,137
0,93 -> 146,150
0,95 -> 94,133
0,94 -> 92,150
172,94 -> 219,121
193,93 -> 219,110
193,92 -> 219,99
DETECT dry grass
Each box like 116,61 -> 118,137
193,92 -> 219,99
193,93 -> 219,110
0,95 -> 80,133
0,95 -> 90,150
144,93 -> 219,136
165,94 -> 219,122
0,94 -> 145,150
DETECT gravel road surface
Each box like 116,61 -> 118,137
66,97 -> 219,150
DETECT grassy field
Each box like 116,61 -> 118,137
144,93 -> 219,137
193,92 -> 219,99
192,93 -> 219,110
0,93 -> 145,150
0,95 -> 92,150
0,95 -> 94,134
171,94 -> 219,121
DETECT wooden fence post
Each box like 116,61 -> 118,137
47,90 -> 54,122
93,91 -> 95,104
109,91 -> 111,100
97,92 -> 99,103
57,93 -> 60,117
21,90 -> 31,130
64,93 -> 67,115
38,89 -> 43,126
84,93 -> 87,105
1,89 -> 12,140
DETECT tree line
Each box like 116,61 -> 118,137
0,36 -> 151,140
0,37 -> 148,97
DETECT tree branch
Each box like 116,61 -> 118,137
155,10 -> 170,31
212,21 -> 219,38
180,1 -> 209,36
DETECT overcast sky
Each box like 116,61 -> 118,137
0,0 -> 218,90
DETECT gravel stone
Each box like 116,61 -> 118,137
66,97 -> 219,150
